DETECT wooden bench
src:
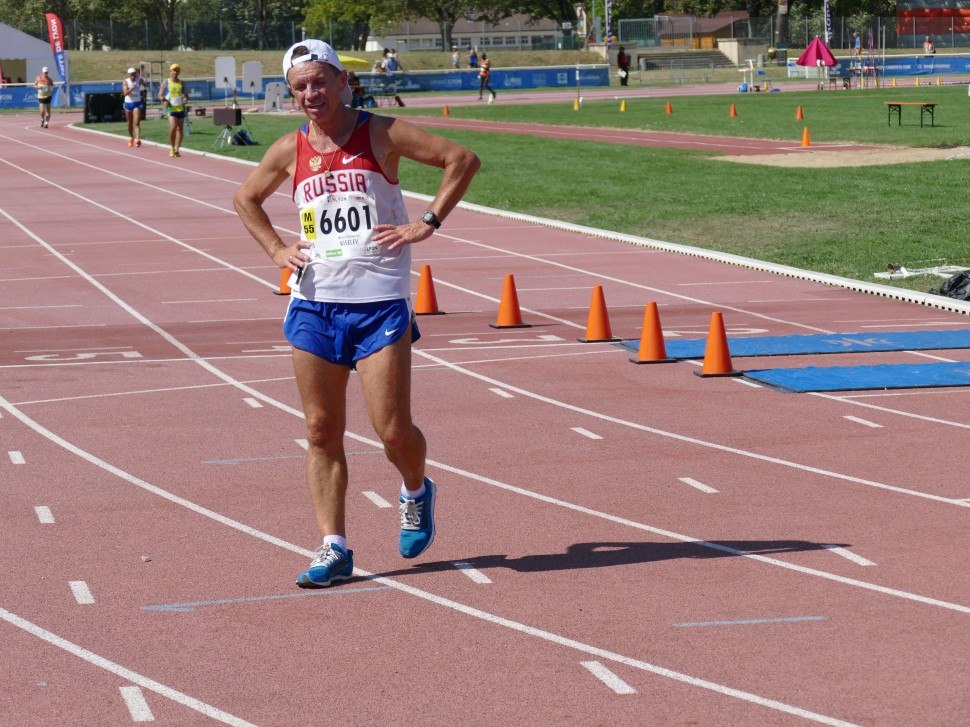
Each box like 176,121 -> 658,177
885,101 -> 936,127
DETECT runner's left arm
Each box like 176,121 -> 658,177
371,117 -> 480,251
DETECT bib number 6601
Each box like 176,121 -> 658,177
319,204 -> 373,235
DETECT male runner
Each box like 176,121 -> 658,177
34,67 -> 54,128
233,40 -> 480,588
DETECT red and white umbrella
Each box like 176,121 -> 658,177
796,36 -> 838,67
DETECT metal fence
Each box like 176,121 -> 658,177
618,16 -> 970,52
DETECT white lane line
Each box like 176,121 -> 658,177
580,661 -> 637,694
413,348 -> 967,508
0,607 -> 255,726
823,545 -> 877,567
34,506 -> 55,524
678,477 -> 718,494
1,210 -> 965,618
295,438 -> 308,450
843,416 -> 882,429
362,491 -> 393,509
809,392 -> 970,429
0,397 -> 903,725
162,298 -> 257,305
8,450 -> 25,464
119,685 -> 155,722
69,581 -> 95,605
734,378 -> 762,388
489,387 -> 515,398
453,561 -> 492,584
571,427 -> 603,440
676,616 -> 825,628
242,397 -> 263,408
904,351 -> 957,362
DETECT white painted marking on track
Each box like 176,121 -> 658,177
242,398 -> 263,408
904,351 -> 957,362
453,561 -> 492,584
823,545 -> 876,567
843,415 -> 882,429
678,477 -> 718,494
162,298 -> 257,305
810,392 -> 970,429
0,606 -> 256,726
295,438 -> 308,450
571,427 -> 603,440
0,397 -> 928,725
489,387 -> 515,398
580,661 -> 637,694
69,581 -> 95,605
362,491 -> 393,509
734,378 -> 762,388
119,685 -> 155,722
34,506 -> 55,524
8,451 -> 25,464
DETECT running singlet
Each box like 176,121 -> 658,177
291,112 -> 410,303
123,77 -> 141,104
36,79 -> 53,101
166,80 -> 185,111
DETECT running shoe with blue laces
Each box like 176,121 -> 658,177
296,543 -> 354,588
399,477 -> 436,558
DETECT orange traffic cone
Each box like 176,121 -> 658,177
629,302 -> 674,364
443,105 -> 450,116
729,103 -> 737,118
490,274 -> 531,329
801,126 -> 811,147
796,105 -> 804,120
694,312 -> 741,377
665,101 -> 673,114
578,286 -> 621,343
272,268 -> 292,296
414,264 -> 444,315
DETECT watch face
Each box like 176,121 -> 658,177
422,211 -> 439,227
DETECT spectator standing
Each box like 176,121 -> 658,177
853,32 -> 862,57
923,36 -> 936,54
34,67 -> 54,128
451,46 -> 461,69
617,46 -> 630,86
468,47 -> 479,68
478,53 -> 495,101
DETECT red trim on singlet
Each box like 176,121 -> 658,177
292,111 -> 397,201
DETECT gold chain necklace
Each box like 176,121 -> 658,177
308,122 -> 345,178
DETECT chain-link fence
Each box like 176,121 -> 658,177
619,15 -> 970,52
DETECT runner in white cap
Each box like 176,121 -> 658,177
34,67 -> 54,128
234,39 -> 480,588
122,67 -> 145,147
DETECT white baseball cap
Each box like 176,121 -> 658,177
127,67 -> 136,74
42,66 -> 49,72
283,39 -> 343,77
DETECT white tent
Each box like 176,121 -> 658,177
0,22 -> 69,106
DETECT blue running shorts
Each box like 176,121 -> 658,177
124,101 -> 142,112
283,298 -> 420,368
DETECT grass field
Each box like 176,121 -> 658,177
87,85 -> 970,294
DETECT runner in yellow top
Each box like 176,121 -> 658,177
158,63 -> 188,157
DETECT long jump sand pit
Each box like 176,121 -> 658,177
716,145 -> 970,167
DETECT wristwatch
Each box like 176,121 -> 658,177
421,210 -> 441,229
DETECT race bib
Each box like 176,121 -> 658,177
299,192 -> 380,262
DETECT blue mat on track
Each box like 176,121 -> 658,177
616,329 -> 970,359
742,361 -> 970,392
